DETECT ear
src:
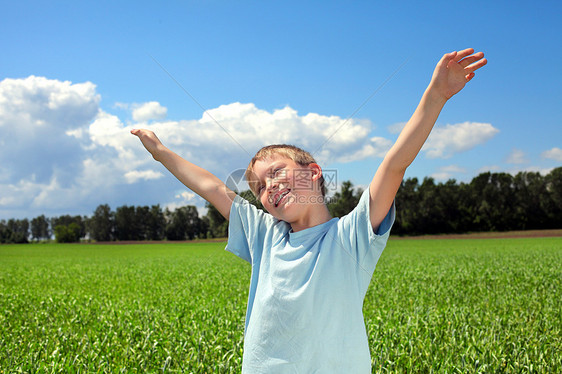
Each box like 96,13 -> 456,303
308,163 -> 323,182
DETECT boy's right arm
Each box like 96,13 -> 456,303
131,129 -> 235,219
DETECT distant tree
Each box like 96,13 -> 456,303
2,168 -> 561,243
54,223 -> 81,243
31,215 -> 50,241
199,213 -> 209,239
417,177 -> 439,233
545,167 -> 562,227
239,190 -> 265,211
114,206 -> 138,241
328,181 -> 362,218
205,202 -> 228,238
469,172 -> 496,231
134,206 -> 151,241
51,215 -> 86,239
89,204 -> 114,242
5,219 -> 30,243
145,205 -> 166,241
394,177 -> 420,235
165,205 -> 203,240
546,167 -> 562,207
440,179 -> 469,233
0,220 -> 13,244
182,205 -> 204,240
513,171 -> 551,230
203,190 -> 264,239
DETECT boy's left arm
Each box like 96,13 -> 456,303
369,48 -> 487,232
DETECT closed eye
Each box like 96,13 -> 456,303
273,167 -> 284,178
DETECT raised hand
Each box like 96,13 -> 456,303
131,128 -> 235,218
131,128 -> 165,161
430,48 -> 487,101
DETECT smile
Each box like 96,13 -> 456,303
274,189 -> 290,207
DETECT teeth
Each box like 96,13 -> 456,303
275,190 -> 290,207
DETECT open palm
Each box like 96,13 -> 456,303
431,48 -> 487,100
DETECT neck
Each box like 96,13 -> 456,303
290,203 -> 332,232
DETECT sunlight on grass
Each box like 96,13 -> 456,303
1,238 -> 560,372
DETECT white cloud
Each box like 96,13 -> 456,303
165,191 -> 198,212
1,76 -> 400,219
124,170 -> 164,184
0,76 -> 144,217
478,165 -> 501,174
130,102 -> 390,168
0,76 -> 99,131
541,147 -> 562,162
0,75 -> 100,189
132,101 -> 167,122
477,165 -> 553,177
335,137 -> 393,163
422,121 -> 499,159
0,76 -> 513,221
431,165 -> 466,181
506,148 -> 528,164
66,128 -> 85,139
113,102 -> 130,110
89,111 -> 132,152
506,166 -> 554,176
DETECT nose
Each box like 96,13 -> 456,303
266,177 -> 279,193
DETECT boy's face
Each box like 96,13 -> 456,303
251,155 -> 322,223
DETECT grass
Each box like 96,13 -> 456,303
0,237 -> 560,373
366,238 -> 561,373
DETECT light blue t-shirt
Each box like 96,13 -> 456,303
226,188 -> 395,373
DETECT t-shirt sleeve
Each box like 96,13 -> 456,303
337,187 -> 395,274
225,195 -> 282,264
225,195 -> 257,263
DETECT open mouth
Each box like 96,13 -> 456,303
274,189 -> 290,208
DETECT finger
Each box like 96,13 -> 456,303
131,128 -> 139,136
454,48 -> 475,62
438,51 -> 457,70
465,72 -> 476,83
459,52 -> 485,68
466,58 -> 488,73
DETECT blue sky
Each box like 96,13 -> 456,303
1,0 -> 561,219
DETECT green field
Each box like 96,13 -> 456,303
1,237 -> 560,373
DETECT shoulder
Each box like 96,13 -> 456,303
230,194 -> 290,234
227,195 -> 290,263
337,188 -> 395,243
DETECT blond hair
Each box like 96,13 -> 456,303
245,144 -> 326,196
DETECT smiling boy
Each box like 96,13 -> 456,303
132,48 -> 487,372
247,144 -> 331,231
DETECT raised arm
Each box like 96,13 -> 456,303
131,129 -> 235,219
369,48 -> 487,231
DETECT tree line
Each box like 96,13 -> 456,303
394,167 -> 562,235
1,168 -> 560,243
0,205 -> 209,244
0,190 -> 256,244
327,168 -> 561,235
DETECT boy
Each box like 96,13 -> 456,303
132,48 -> 487,372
